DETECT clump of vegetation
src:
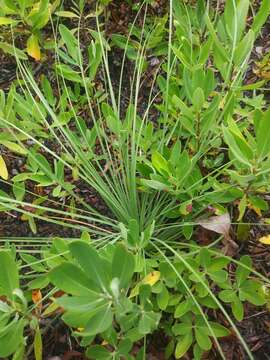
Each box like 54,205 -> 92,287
1,0 -> 270,359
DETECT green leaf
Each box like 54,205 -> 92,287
55,11 -> 80,18
127,218 -> 139,247
174,300 -> 192,318
219,289 -> 236,303
101,103 -> 121,134
60,298 -> 108,328
0,0 -> 18,12
193,343 -> 204,360
20,253 -> 46,273
239,285 -> 266,306
41,75 -> 55,106
34,153 -> 52,174
12,344 -> 25,360
88,41 -> 102,81
0,318 -> 25,357
151,151 -> 169,174
28,216 -> 37,234
234,30 -> 254,67
248,195 -> 268,211
86,345 -> 112,360
222,125 -> 251,166
207,257 -> 229,272
195,327 -> 212,351
237,194 -> 247,221
58,294 -> 106,313
224,0 -> 249,43
13,182 -> 25,202
0,42 -> 27,60
0,17 -> 18,25
175,332 -> 193,359
140,179 -> 168,191
157,284 -> 169,310
172,95 -> 194,119
34,326 -> 42,360
235,255 -> 252,286
172,322 -> 192,336
55,64 -> 82,83
26,0 -> 50,30
138,311 -> 161,335
69,241 -> 111,291
256,108 -> 270,160
172,46 -> 193,70
232,297 -> 244,321
118,338 -> 132,355
204,14 -> 229,62
112,245 -> 135,289
0,140 -> 27,155
111,34 -> 137,60
59,24 -> 78,61
207,322 -> 230,337
192,87 -> 205,112
82,305 -> 113,336
49,262 -> 98,296
0,250 -> 19,298
252,0 -> 270,35
208,270 -> 228,283
28,275 -> 49,290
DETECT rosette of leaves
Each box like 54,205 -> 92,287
49,241 -> 161,359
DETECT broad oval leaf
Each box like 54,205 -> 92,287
112,245 -> 135,289
69,241 -> 111,292
49,262 -> 99,296
0,318 -> 25,357
175,332 -> 193,359
81,305 -> 113,336
0,250 -> 19,298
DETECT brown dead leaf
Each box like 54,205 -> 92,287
199,213 -> 231,236
199,213 -> 239,256
32,289 -> 42,313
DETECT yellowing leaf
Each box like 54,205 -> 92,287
248,203 -> 262,217
21,213 -> 30,221
77,327 -> 85,332
0,155 -> 8,180
142,271 -> 160,286
130,271 -> 160,298
259,235 -> 270,245
27,35 -> 41,61
42,301 -> 59,316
